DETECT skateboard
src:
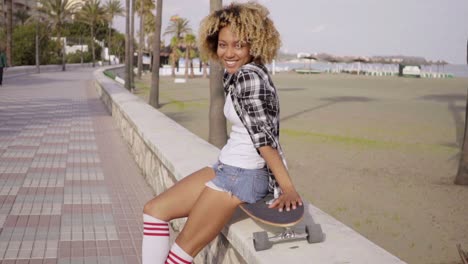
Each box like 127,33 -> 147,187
240,193 -> 325,251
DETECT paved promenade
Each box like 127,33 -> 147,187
0,68 -> 154,264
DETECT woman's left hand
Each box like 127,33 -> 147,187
268,188 -> 303,212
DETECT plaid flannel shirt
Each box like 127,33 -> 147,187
223,62 -> 287,193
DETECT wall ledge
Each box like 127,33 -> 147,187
94,66 -> 405,264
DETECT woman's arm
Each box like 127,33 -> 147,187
258,145 -> 303,212
232,68 -> 302,211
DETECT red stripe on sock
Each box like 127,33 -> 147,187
168,251 -> 191,264
144,227 -> 170,231
144,222 -> 168,226
167,254 -> 180,264
166,255 -> 176,264
143,232 -> 170,236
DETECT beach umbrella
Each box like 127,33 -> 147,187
302,54 -> 318,70
316,54 -> 343,73
351,56 -> 370,75
434,60 -> 448,73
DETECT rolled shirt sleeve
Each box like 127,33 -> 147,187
232,69 -> 278,150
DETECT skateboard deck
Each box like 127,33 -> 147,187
240,193 -> 325,251
240,193 -> 304,227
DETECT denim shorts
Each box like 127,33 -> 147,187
206,161 -> 269,204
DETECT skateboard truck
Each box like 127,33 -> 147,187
241,189 -> 325,251
252,222 -> 325,251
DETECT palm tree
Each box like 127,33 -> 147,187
208,0 -> 227,148
164,16 -> 191,77
136,0 -> 154,78
168,36 -> 182,77
149,0 -> 162,108
456,96 -> 468,185
6,0 -> 12,66
14,9 -> 30,25
35,0 -> 41,73
164,16 -> 191,39
75,21 -> 86,65
142,7 -> 155,34
137,0 -> 144,78
183,33 -> 196,79
39,0 -> 81,71
124,0 -> 130,90
26,1 -> 48,72
200,53 -> 209,78
104,0 -> 124,64
129,0 -> 135,90
77,0 -> 106,67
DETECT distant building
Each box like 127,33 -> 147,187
398,64 -> 421,78
297,52 -> 311,59
1,0 -> 84,25
1,0 -> 36,25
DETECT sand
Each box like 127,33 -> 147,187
135,72 -> 468,264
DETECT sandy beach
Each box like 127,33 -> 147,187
135,72 -> 468,264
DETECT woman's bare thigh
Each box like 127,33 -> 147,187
143,166 -> 215,221
175,187 -> 243,256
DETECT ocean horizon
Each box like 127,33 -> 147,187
271,61 -> 468,78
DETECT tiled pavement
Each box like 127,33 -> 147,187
0,68 -> 155,264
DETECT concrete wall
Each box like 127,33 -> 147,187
94,65 -> 406,264
3,64 -> 94,80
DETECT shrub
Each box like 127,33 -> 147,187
66,51 -> 92,63
12,23 -> 59,66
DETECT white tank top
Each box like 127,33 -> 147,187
219,92 -> 266,169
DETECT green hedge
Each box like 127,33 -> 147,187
103,70 -> 116,79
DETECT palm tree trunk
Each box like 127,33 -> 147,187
129,0 -> 135,90
6,0 -> 12,66
149,0 -> 162,108
208,0 -> 226,148
202,61 -> 208,78
137,1 -> 144,79
91,25 -> 96,67
56,26 -> 63,68
61,36 -> 66,71
108,21 -> 112,64
171,54 -> 176,77
190,58 -> 194,78
124,0 -> 131,90
35,1 -> 40,74
455,88 -> 468,185
184,47 -> 189,79
35,19 -> 40,73
80,34 -> 83,65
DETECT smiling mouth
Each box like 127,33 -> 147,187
225,60 -> 237,67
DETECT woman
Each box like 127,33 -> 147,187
0,46 -> 7,86
142,2 -> 302,263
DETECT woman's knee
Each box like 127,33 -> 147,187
143,197 -> 170,221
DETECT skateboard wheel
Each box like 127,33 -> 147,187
253,231 -> 272,251
306,224 -> 324,243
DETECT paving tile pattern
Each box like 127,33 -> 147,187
0,70 -> 155,264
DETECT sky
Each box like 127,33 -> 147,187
115,0 -> 468,64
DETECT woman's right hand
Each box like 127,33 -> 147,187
268,188 -> 303,212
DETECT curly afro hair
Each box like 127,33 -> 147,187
198,1 -> 281,65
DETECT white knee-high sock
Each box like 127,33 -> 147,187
142,214 -> 170,264
166,242 -> 193,264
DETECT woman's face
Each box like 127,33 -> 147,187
217,26 -> 252,74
